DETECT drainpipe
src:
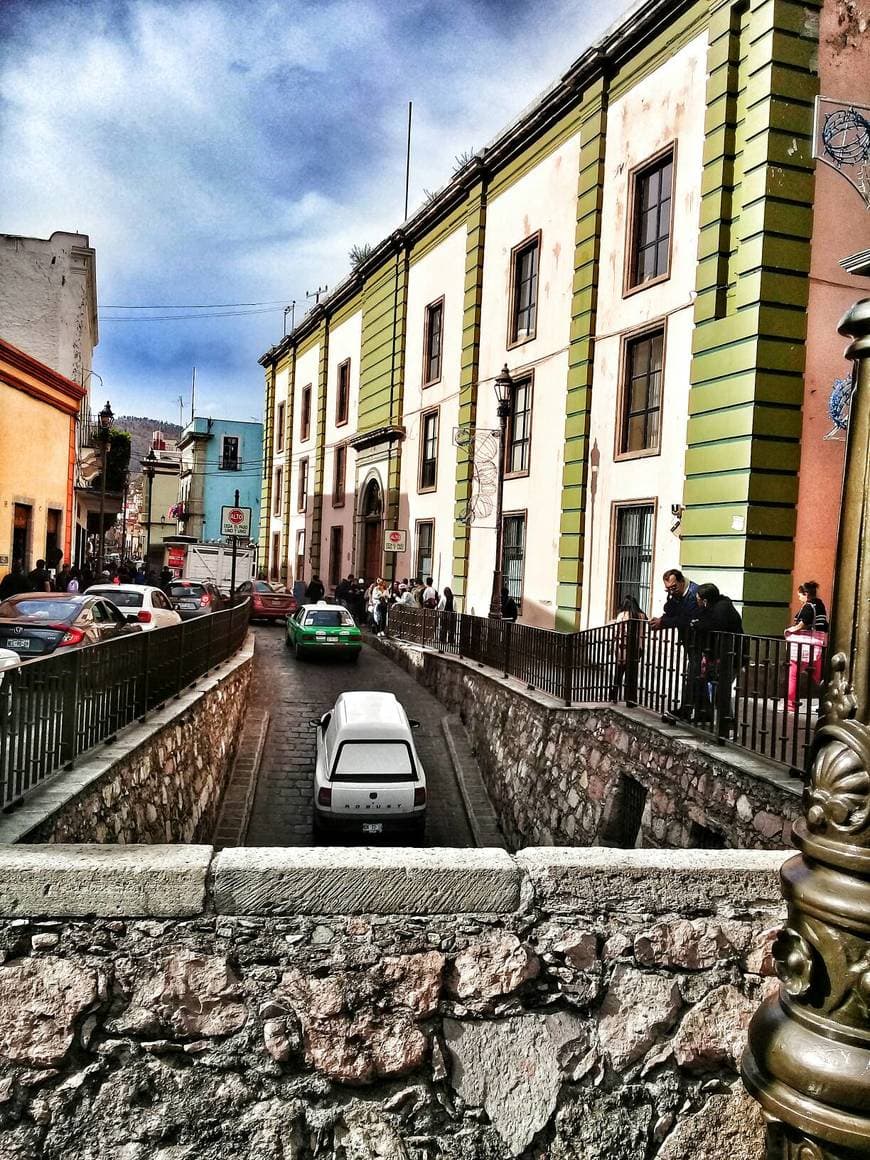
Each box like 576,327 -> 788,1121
742,297 -> 870,1158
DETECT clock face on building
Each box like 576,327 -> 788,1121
822,108 -> 870,166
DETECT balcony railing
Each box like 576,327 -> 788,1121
0,600 -> 250,810
387,606 -> 822,776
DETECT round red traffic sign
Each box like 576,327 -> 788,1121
388,531 -> 401,543
228,508 -> 244,525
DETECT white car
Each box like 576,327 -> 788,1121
86,584 -> 182,631
311,691 -> 426,841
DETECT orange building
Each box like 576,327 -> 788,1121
0,337 -> 85,576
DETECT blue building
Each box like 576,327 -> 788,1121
177,417 -> 262,545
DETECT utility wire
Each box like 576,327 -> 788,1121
102,299 -> 288,309
100,307 -> 283,321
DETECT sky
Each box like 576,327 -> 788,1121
0,0 -> 630,425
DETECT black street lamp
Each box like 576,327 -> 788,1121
97,400 -> 113,575
142,449 -> 158,570
488,364 -> 513,619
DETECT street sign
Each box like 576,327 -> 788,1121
384,529 -> 407,553
220,505 -> 252,538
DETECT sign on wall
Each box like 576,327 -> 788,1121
220,506 -> 252,538
384,529 -> 407,553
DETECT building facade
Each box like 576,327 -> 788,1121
177,417 -> 263,549
0,338 -> 85,575
259,0 -> 870,634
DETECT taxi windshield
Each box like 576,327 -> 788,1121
305,610 -> 354,628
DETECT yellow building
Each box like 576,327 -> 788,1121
0,337 -> 85,576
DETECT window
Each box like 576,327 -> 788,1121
333,444 -> 346,507
415,521 -> 434,579
619,330 -> 664,456
273,467 -> 283,516
336,360 -> 350,426
276,401 -> 285,452
612,504 -> 654,615
628,148 -> 674,290
295,530 -> 305,582
509,234 -> 539,345
502,514 -> 526,606
423,298 -> 444,385
329,526 -> 343,589
419,410 -> 439,491
301,385 -> 312,441
271,533 -> 281,581
297,458 -> 309,512
220,435 -> 239,471
505,377 -> 532,475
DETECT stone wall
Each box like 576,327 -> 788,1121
0,844 -> 787,1160
0,639 -> 253,846
376,638 -> 801,852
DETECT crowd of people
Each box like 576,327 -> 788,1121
0,557 -> 177,600
317,574 -> 458,634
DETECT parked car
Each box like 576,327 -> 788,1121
311,691 -> 426,840
86,584 -> 182,631
237,580 -> 298,623
286,602 -> 362,661
0,593 -> 142,658
166,580 -> 226,620
0,648 -> 21,689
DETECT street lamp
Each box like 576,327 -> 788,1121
488,364 -> 513,619
97,400 -> 114,576
142,449 -> 158,572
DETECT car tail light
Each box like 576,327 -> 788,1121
200,593 -> 211,607
137,610 -> 153,623
414,786 -> 427,807
317,787 -> 332,807
53,624 -> 85,647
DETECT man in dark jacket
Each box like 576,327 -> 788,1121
649,569 -> 700,718
0,561 -> 30,601
305,575 -> 325,603
27,559 -> 52,592
690,583 -> 744,724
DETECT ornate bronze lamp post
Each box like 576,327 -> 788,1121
488,364 -> 513,620
96,400 -> 114,576
742,298 -> 870,1157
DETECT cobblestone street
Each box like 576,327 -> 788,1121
245,625 -> 475,847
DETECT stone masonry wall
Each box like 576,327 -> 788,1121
0,844 -> 787,1160
377,638 -> 801,852
0,641 -> 253,846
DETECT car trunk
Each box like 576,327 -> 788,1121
0,623 -> 68,656
329,740 -> 418,816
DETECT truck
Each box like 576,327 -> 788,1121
175,542 -> 257,593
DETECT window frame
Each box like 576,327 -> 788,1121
300,384 -> 312,442
507,231 -> 541,349
328,525 -> 343,590
418,408 -> 439,493
332,443 -> 346,508
608,499 -> 657,619
297,457 -> 309,513
276,401 -> 285,453
414,519 -> 435,581
624,143 -> 676,297
504,371 -> 534,479
219,435 -> 240,471
422,296 -> 445,387
335,359 -> 350,427
501,509 -> 527,611
273,466 -> 283,516
614,321 -> 667,462
295,529 -> 305,583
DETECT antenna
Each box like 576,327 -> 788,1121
404,100 -> 413,220
177,395 -> 184,426
283,300 -> 296,336
305,286 -> 328,308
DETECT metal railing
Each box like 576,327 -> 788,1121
387,606 -> 823,776
0,600 -> 251,811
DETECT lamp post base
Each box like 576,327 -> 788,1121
489,568 -> 503,619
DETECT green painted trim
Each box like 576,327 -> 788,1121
451,179 -> 488,606
556,78 -> 608,631
281,348 -> 297,583
330,297 -> 362,329
683,0 -> 819,634
310,319 -> 330,576
259,364 -> 275,571
487,104 -> 583,201
609,2 -> 709,102
409,202 -> 467,266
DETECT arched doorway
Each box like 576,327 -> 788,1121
360,477 -> 383,582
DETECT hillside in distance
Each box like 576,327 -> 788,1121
116,416 -> 183,474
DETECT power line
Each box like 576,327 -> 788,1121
99,307 -> 283,321
102,299 -> 289,309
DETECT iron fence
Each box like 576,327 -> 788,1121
387,606 -> 823,776
0,600 -> 251,810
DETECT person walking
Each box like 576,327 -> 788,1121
437,585 -> 456,647
784,580 -> 829,711
422,577 -> 438,609
609,594 -> 647,702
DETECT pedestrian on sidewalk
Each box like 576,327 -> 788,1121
784,580 -> 829,711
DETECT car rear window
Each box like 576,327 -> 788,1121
169,583 -> 205,597
0,599 -> 77,621
332,741 -> 415,781
305,610 -> 354,628
90,590 -> 143,608
254,581 -> 277,593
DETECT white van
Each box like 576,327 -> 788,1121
311,691 -> 427,841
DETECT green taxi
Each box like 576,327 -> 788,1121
285,602 -> 362,661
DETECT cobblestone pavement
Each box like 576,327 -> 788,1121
245,625 -> 475,847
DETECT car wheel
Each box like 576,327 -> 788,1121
284,632 -> 292,649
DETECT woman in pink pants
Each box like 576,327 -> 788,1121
784,581 -> 829,711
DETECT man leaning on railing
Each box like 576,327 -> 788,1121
648,569 -> 700,719
690,583 -> 745,729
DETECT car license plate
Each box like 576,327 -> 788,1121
4,639 -> 31,650
362,823 -> 383,834
178,602 -> 197,610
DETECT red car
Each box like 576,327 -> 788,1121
238,580 -> 299,623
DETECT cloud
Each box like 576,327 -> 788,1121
0,0 -> 628,421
